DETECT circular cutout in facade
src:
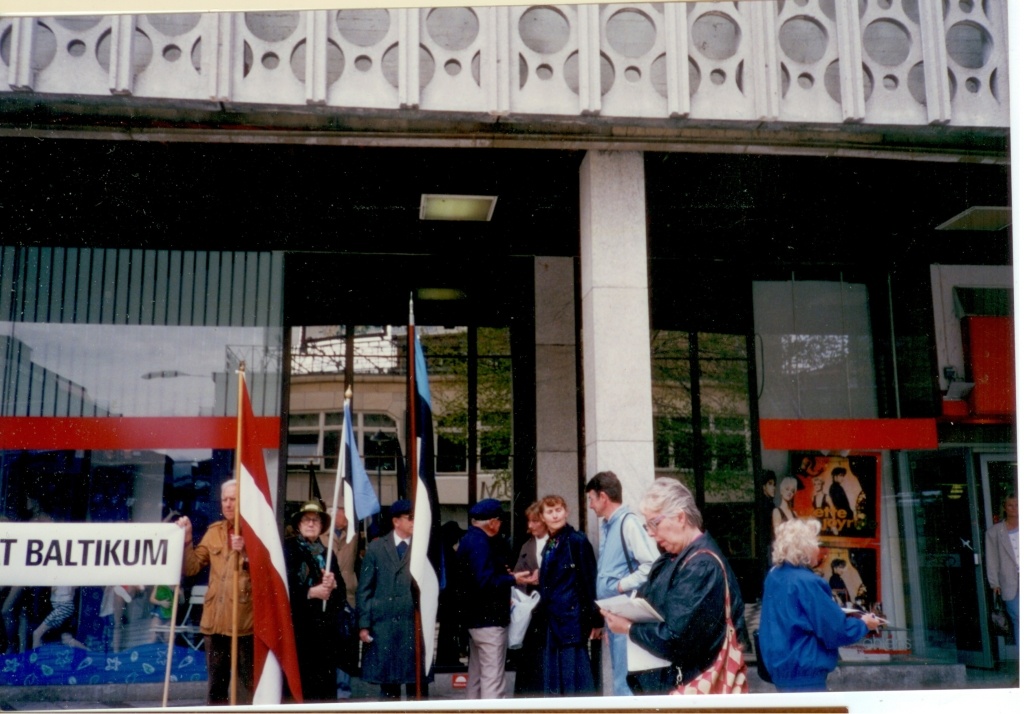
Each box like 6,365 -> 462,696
148,14 -> 201,37
537,63 -> 553,80
382,42 -> 399,88
625,65 -> 641,83
426,7 -> 479,52
262,52 -> 279,70
780,16 -> 828,65
519,7 -> 570,55
797,72 -> 814,89
863,19 -> 912,67
965,76 -> 980,93
163,44 -> 181,62
355,55 -> 372,72
445,59 -> 461,76
883,73 -> 898,89
68,39 -> 87,58
606,9 -> 656,58
946,21 -> 992,69
692,12 -> 741,60
55,16 -> 103,31
337,9 -> 390,47
245,12 -> 300,43
651,53 -> 668,98
711,68 -> 727,85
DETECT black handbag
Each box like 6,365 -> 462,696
990,596 -> 1012,637
753,629 -> 773,684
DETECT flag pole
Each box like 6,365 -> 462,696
230,362 -> 246,706
407,294 -> 424,700
325,385 -> 352,611
160,583 -> 181,708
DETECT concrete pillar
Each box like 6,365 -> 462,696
580,149 -> 655,697
579,150 -> 656,511
534,256 -> 581,527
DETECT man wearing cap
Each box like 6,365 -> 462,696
356,499 -> 425,700
284,500 -> 345,702
457,498 -> 538,699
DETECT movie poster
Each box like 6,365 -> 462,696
788,452 -> 882,611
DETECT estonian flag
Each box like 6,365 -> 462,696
408,329 -> 445,676
340,399 -> 380,544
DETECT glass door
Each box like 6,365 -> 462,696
979,454 -> 1018,661
899,449 -> 993,668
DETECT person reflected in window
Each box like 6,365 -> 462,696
985,494 -> 1019,643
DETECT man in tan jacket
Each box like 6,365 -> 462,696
178,480 -> 253,705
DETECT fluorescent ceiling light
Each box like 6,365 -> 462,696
416,288 -> 466,301
935,206 -> 1011,231
420,194 -> 497,221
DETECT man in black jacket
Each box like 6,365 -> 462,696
457,498 -> 536,699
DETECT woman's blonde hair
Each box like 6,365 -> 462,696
771,518 -> 821,567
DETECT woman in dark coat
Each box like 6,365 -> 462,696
284,500 -> 346,702
601,478 -> 747,694
538,494 -> 601,696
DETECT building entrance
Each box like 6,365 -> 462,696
899,449 -> 998,668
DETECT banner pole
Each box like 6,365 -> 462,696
161,583 -> 181,708
407,295 -> 424,700
325,386 -> 351,611
229,362 -> 246,706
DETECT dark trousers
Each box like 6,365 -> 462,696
380,682 -> 428,700
205,634 -> 254,705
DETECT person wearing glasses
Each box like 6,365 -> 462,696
600,477 -> 746,694
356,499 -> 426,700
284,500 -> 345,702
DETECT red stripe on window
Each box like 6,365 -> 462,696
759,418 -> 938,450
0,417 -> 281,451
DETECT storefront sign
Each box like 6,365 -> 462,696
0,522 -> 184,586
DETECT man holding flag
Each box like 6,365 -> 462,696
178,480 -> 255,705
179,367 -> 303,705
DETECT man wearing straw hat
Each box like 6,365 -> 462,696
178,479 -> 253,705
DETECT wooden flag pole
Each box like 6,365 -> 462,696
160,583 -> 181,708
229,362 -> 246,706
407,295 -> 424,700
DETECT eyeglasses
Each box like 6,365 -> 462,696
644,514 -> 668,533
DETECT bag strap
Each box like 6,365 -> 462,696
620,512 -> 639,574
675,548 -> 736,687
680,548 -> 734,626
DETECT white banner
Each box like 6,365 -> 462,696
0,522 -> 184,586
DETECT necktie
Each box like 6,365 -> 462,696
397,540 -> 408,559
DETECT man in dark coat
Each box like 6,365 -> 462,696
457,498 -> 536,699
356,500 -> 427,700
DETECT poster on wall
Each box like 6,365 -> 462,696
787,452 -> 882,612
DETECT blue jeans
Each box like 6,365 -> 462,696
608,630 -> 632,696
1003,594 -> 1019,642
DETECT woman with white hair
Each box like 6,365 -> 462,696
601,477 -> 746,694
759,519 -> 882,692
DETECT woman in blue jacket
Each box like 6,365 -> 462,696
760,519 -> 883,692
538,494 -> 601,696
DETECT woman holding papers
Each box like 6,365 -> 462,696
538,494 -> 601,695
600,478 -> 745,694
759,519 -> 882,692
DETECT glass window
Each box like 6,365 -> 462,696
0,246 -> 283,687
